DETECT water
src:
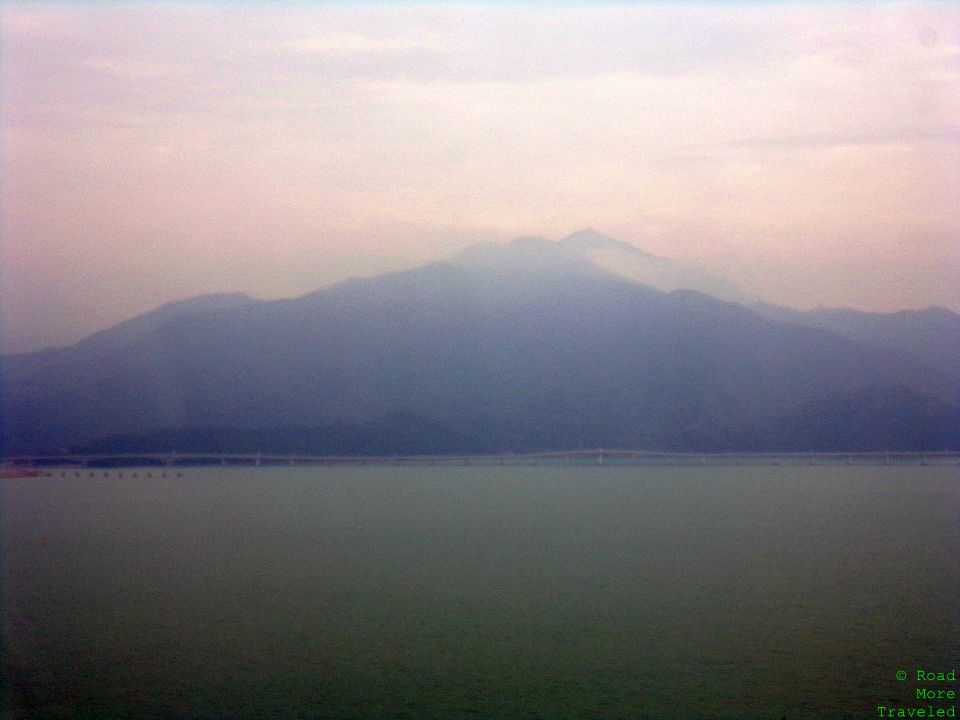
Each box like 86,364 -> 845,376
2,466 -> 958,719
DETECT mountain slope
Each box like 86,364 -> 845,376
3,237 -> 957,454
752,303 -> 960,400
559,229 -> 751,304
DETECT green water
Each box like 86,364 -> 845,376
2,466 -> 958,719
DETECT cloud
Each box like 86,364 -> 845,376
278,31 -> 447,56
1,5 -> 79,38
714,127 -> 960,152
82,58 -> 188,79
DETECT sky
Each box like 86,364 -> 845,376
2,1 -> 958,353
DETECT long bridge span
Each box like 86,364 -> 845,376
4,449 -> 959,469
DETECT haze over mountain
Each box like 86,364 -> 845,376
559,230 -> 751,304
2,232 -> 957,455
751,302 -> 960,393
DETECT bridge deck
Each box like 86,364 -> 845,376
4,450 -> 959,468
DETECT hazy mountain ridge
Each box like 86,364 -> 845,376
561,229 -> 750,303
3,233 -> 958,454
752,302 -> 960,393
457,230 -> 751,304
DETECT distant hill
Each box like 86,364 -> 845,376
3,233 -> 957,454
752,302 -> 960,394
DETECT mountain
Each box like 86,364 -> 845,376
3,233 -> 957,454
559,229 -> 751,304
752,302 -> 960,393
2,292 -> 255,369
455,229 -> 750,303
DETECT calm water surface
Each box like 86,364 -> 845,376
2,466 -> 958,719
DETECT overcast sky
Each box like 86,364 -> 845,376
2,2 -> 958,353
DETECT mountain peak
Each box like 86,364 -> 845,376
563,227 -> 608,242
559,229 -> 659,259
452,234 -> 606,278
556,229 -> 752,304
451,230 -> 750,302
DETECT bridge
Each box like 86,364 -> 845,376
4,449 -> 959,469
